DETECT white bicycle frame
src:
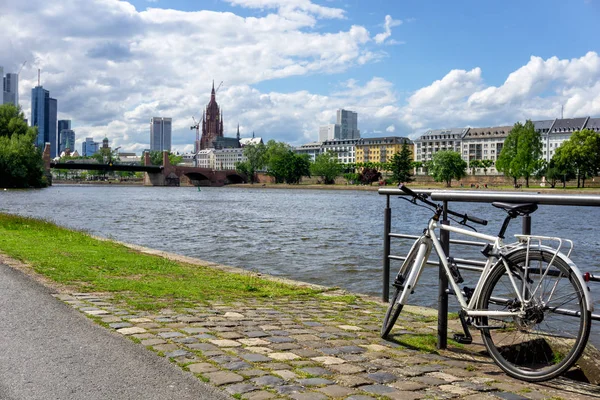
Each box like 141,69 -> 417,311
397,217 -> 594,318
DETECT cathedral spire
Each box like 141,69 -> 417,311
237,124 -> 240,140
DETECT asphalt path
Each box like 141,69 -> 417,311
0,263 -> 231,400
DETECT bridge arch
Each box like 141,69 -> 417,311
184,172 -> 212,186
225,174 -> 246,184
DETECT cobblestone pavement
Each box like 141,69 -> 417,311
57,292 -> 600,400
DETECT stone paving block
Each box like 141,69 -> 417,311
290,349 -> 321,358
265,336 -> 294,343
239,369 -> 268,378
274,385 -> 304,395
385,390 -> 426,400
242,390 -> 277,400
187,363 -> 219,374
310,356 -> 346,365
297,378 -> 334,386
334,374 -> 373,387
268,352 -> 300,361
239,338 -> 270,346
438,383 -> 476,396
426,371 -> 462,383
245,346 -> 273,354
366,371 -> 399,384
219,331 -> 245,339
361,384 -> 399,395
251,375 -> 284,387
166,349 -> 190,358
390,380 -> 427,391
158,331 -> 184,339
245,331 -> 269,338
152,344 -> 179,352
203,371 -> 245,386
127,317 -> 153,323
270,343 -> 301,351
328,364 -> 366,374
346,395 -> 377,400
289,392 -> 328,400
362,344 -> 389,352
109,322 -> 132,329
315,384 -> 356,397
173,336 -> 198,344
132,333 -> 155,340
272,369 -> 297,381
261,362 -> 292,370
224,383 -> 258,395
298,367 -> 332,376
141,338 -> 166,346
101,316 -> 122,323
209,339 -> 242,347
240,353 -> 272,363
338,325 -> 362,331
182,327 -> 209,334
117,327 -> 147,335
412,375 -> 447,386
222,361 -> 252,371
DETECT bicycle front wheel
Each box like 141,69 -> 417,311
478,249 -> 591,382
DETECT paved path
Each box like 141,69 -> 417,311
0,263 -> 230,400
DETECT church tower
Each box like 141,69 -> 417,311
200,81 -> 224,150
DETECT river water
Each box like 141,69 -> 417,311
1,185 -> 599,343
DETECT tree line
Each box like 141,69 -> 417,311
236,139 -> 417,185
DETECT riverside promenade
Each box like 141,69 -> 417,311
2,248 -> 600,400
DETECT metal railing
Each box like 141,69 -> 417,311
379,187 -> 600,349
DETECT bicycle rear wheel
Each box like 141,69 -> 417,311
478,249 -> 590,382
381,242 -> 421,338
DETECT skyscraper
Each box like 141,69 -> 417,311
150,117 -> 172,151
31,85 -> 58,157
319,109 -> 360,142
58,120 -> 74,154
82,137 -> 99,156
1,66 -> 19,107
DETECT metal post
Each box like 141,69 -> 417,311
383,194 -> 391,303
522,214 -> 531,235
438,202 -> 449,350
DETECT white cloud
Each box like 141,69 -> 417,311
374,15 -> 402,44
400,52 -> 600,136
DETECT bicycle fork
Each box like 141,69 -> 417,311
397,240 -> 431,306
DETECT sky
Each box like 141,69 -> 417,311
1,0 -> 600,155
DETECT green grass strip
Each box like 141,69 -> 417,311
0,213 -> 336,310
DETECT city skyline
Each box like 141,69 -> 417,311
1,0 -> 599,154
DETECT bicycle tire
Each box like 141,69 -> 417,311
381,242 -> 421,338
478,249 -> 591,382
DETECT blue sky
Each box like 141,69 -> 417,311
1,0 -> 599,154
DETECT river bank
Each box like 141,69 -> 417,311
1,213 -> 599,398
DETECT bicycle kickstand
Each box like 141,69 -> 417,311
453,310 -> 473,345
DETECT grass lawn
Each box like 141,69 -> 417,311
0,213 -> 355,311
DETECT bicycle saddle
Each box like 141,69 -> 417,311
492,202 -> 538,216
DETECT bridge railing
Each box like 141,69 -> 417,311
379,187 -> 600,349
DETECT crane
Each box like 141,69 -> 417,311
215,81 -> 223,94
191,116 -> 200,153
17,61 -> 26,74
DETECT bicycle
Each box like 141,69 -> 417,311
381,184 -> 593,382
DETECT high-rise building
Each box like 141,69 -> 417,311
1,66 -> 19,107
58,120 -> 74,154
31,85 -> 58,157
337,109 -> 360,140
318,109 -> 360,142
59,129 -> 75,155
82,137 -> 99,156
150,117 -> 172,151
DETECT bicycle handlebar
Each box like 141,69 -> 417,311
398,184 -> 488,226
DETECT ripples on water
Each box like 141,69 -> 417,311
1,184 -> 599,343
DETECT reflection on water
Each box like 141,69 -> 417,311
1,184 -> 598,344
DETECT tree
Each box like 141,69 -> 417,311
358,167 -> 381,185
310,151 -> 343,184
496,120 -> 542,187
389,142 -> 414,184
552,129 -> 600,188
263,140 -> 310,184
480,159 -> 494,175
0,104 -> 48,188
430,150 -> 467,187
412,161 -> 423,175
142,150 -> 181,166
236,142 -> 266,183
469,159 -> 483,175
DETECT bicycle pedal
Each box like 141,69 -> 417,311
453,334 -> 472,344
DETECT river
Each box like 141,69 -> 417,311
1,184 -> 599,343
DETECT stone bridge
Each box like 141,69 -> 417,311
143,151 -> 247,187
